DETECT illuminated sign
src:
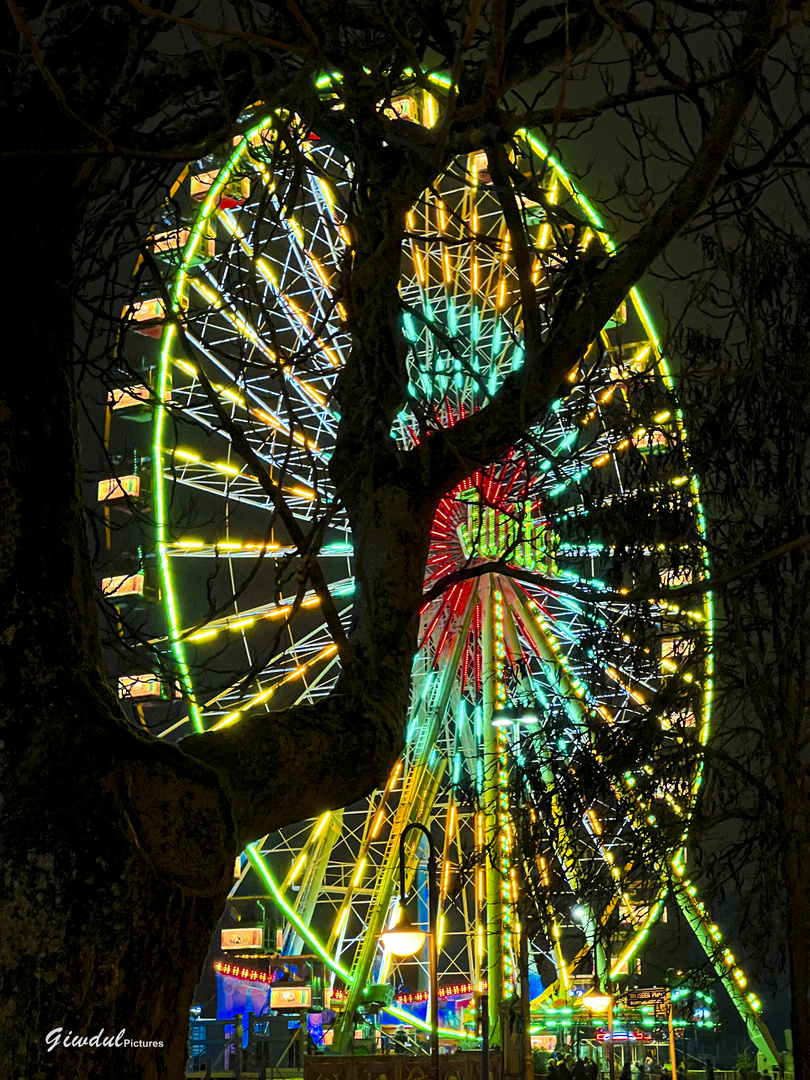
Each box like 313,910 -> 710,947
132,297 -> 165,322
472,151 -> 491,183
661,710 -> 696,731
191,170 -> 250,208
270,986 -> 312,1010
626,988 -> 669,1008
385,97 -> 417,122
632,427 -> 669,452
661,636 -> 695,677
98,475 -> 141,502
109,386 -> 151,411
151,229 -> 190,254
396,982 -> 478,1004
102,573 -> 145,598
119,675 -> 161,700
150,227 -> 216,260
456,489 -> 559,573
596,1030 -> 653,1043
660,567 -> 693,588
221,928 -> 264,951
125,294 -> 187,338
118,675 -> 181,701
215,962 -> 270,982
129,297 -> 166,341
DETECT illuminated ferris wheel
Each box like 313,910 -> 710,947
107,82 -> 755,1050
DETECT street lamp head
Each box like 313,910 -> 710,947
380,907 -> 427,957
491,712 -> 514,727
492,706 -> 541,727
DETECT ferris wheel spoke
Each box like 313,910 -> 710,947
215,208 -> 349,366
279,811 -> 345,955
331,632 -> 477,1024
163,453 -> 319,512
194,246 -> 345,394
189,276 -> 338,422
169,343 -> 333,467
502,577 -> 676,961
334,762 -> 448,1028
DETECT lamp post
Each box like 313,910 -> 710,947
380,822 -> 439,1080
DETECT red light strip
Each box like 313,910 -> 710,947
213,964 -> 484,1005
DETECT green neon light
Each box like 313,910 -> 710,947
246,842 -> 352,979
153,117 -> 274,734
245,842 -> 475,1040
153,326 -> 202,731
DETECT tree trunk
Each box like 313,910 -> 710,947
0,175 -> 434,1078
0,189 -> 235,1080
785,843 -> 810,1080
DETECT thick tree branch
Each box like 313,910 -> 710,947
420,532 -> 810,608
181,681 -> 404,848
418,0 -> 790,495
501,5 -> 605,89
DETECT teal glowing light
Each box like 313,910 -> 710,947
491,320 -> 502,358
447,300 -> 458,337
470,306 -> 480,342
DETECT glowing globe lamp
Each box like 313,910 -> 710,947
380,908 -> 427,957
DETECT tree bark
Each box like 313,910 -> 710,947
0,170 -> 437,1077
0,192 -> 226,1078
785,842 -> 810,1080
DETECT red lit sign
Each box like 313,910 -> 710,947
595,1030 -> 652,1043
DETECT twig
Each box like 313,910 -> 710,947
128,0 -> 311,56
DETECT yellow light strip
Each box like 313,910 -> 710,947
171,445 -> 316,501
605,665 -> 649,705
172,538 -> 285,553
210,642 -> 338,729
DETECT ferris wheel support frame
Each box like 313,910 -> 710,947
672,878 -> 781,1067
